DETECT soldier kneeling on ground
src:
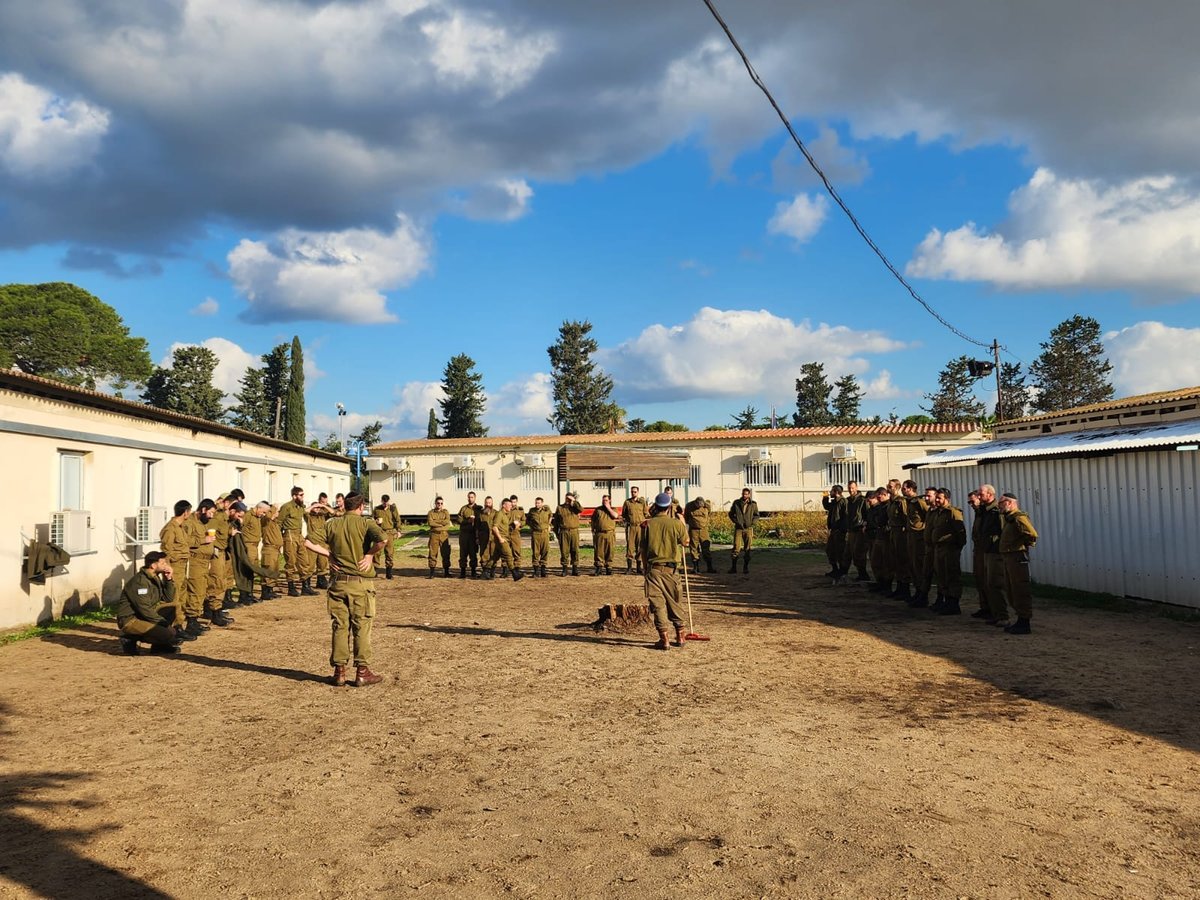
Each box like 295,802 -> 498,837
116,550 -> 193,655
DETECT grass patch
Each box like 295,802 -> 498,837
0,606 -> 116,647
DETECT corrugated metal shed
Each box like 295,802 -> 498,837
905,424 -> 1200,608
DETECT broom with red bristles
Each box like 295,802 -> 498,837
679,548 -> 710,642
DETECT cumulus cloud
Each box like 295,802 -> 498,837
454,178 -> 534,221
61,246 -> 162,279
0,72 -> 109,180
488,373 -> 553,433
227,215 -> 431,324
601,307 -> 906,404
863,370 -> 910,401
190,297 -> 219,316
161,337 -> 258,399
421,11 -> 556,99
907,168 -> 1200,294
1105,322 -> 1200,396
767,193 -> 828,245
771,125 -> 871,191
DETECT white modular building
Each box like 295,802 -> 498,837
368,424 -> 986,517
904,387 -> 1200,608
2,370 -> 351,630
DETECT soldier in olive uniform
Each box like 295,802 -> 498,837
867,488 -> 892,593
240,496 -> 263,565
227,502 -> 280,605
841,481 -> 870,582
930,488 -> 967,615
185,502 -> 217,629
207,494 -> 235,611
966,490 -> 990,618
902,480 -> 931,606
620,487 -> 648,575
261,503 -> 285,598
508,495 -> 525,571
526,497 -> 553,577
307,493 -> 334,589
554,492 -> 583,576
886,479 -> 911,600
426,496 -> 452,577
822,486 -> 848,580
642,492 -> 689,650
457,491 -> 482,578
591,495 -> 618,575
998,493 -> 1038,634
486,498 -> 524,580
115,551 -> 185,655
728,487 -> 758,574
279,486 -> 317,595
684,496 -> 715,574
476,496 -> 497,574
305,492 -> 386,687
372,494 -> 401,580
159,500 -> 194,631
977,484 -> 1008,626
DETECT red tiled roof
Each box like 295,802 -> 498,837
375,423 -> 980,452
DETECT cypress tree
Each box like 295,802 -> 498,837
284,336 -> 306,443
439,354 -> 488,438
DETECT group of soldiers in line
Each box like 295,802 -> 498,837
822,479 -> 1039,634
434,485 -> 761,581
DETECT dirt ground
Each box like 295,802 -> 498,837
2,544 -> 1198,899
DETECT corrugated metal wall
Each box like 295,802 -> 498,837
917,449 -> 1200,608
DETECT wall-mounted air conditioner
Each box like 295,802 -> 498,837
51,510 -> 91,553
365,458 -> 387,472
453,455 -> 474,469
136,506 -> 170,543
747,447 -> 772,462
520,453 -> 546,468
392,458 -> 411,472
831,444 -> 856,459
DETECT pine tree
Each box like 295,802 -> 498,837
228,366 -> 268,432
996,361 -> 1032,420
626,418 -> 647,433
142,345 -> 226,419
439,354 -> 488,438
831,374 -> 863,425
1029,315 -> 1114,413
794,362 -> 833,426
547,320 -> 620,435
283,336 -> 306,443
923,356 -> 986,422
352,420 -> 383,446
427,408 -> 438,439
730,405 -> 759,430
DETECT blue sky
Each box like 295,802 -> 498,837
2,1 -> 1199,441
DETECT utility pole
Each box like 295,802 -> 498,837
992,339 -> 1004,422
273,395 -> 283,439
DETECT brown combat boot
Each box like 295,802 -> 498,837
655,630 -> 670,651
353,665 -> 383,687
674,626 -> 686,648
331,665 -> 347,687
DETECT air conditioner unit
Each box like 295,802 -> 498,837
136,506 -> 170,543
50,510 -> 91,553
392,457 -> 411,472
520,453 -> 546,468
747,447 -> 772,462
831,444 -> 856,460
365,458 -> 387,472
453,454 -> 474,469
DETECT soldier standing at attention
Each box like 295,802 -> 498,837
487,498 -> 523,580
977,483 -> 1008,626
372,494 -> 401,580
620,486 -> 648,575
208,493 -> 234,609
426,496 -> 452,578
684,495 -> 715,574
240,495 -> 263,566
526,497 -> 552,577
886,479 -> 911,600
456,491 -> 481,578
966,490 -> 989,619
930,488 -> 966,615
476,496 -> 498,574
279,487 -> 317,596
261,503 -> 285,598
186,501 -> 217,630
159,500 -> 194,632
554,492 -> 583,577
508,495 -> 525,572
115,551 -> 187,655
998,493 -> 1038,634
591,494 -> 618,575
867,488 -> 892,593
642,492 -> 689,650
841,481 -> 870,583
728,487 -> 758,574
822,485 -> 848,580
902,480 -> 931,607
307,493 -> 334,589
305,492 -> 385,687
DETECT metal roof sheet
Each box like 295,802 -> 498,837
904,418 -> 1200,468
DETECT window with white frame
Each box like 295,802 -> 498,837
743,461 -> 781,487
236,467 -> 248,492
690,465 -> 701,487
523,468 -> 555,491
140,458 -> 160,507
456,468 -> 486,491
593,480 -> 625,489
392,471 -> 416,492
59,451 -> 85,509
266,470 -> 277,503
825,460 -> 865,488
667,477 -> 687,489
196,463 -> 208,503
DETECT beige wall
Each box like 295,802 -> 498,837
3,389 -> 351,630
367,435 -> 982,517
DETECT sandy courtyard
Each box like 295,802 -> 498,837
1,548 -> 1198,899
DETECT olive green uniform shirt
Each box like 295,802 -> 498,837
277,500 -> 306,534
621,497 -> 648,526
526,507 -> 552,532
325,515 -> 386,577
427,508 -> 451,532
999,510 -> 1038,553
115,569 -> 175,624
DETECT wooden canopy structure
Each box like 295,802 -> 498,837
556,445 -> 691,484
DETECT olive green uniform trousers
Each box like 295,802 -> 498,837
327,575 -> 376,667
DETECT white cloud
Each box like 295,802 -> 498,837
488,373 -> 553,433
456,178 -> 534,221
767,193 -> 828,245
771,125 -> 871,191
190,297 -> 219,316
391,380 -> 446,434
1105,322 -> 1200,396
908,168 -> 1200,294
863,369 -> 908,401
601,307 -> 906,405
0,72 -> 109,180
227,214 -> 431,324
161,337 -> 258,399
420,10 -> 557,99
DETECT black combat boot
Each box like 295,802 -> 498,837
938,598 -> 962,615
728,560 -> 738,573
1004,617 -> 1032,634
222,590 -> 238,609
238,590 -> 257,605
930,593 -> 947,613
593,566 -> 602,576
471,565 -> 478,579
185,617 -> 208,636
443,563 -> 451,578
427,568 -> 435,579
119,636 -> 140,655
301,578 -> 318,596
855,570 -> 871,582
512,568 -> 524,581
484,568 -> 495,580
705,555 -> 715,573
635,563 -> 642,575
605,566 -> 612,576
742,556 -> 750,574
385,565 -> 393,580
287,581 -> 300,597
625,563 -> 632,575
459,566 -> 467,579
907,592 -> 929,608
540,566 -> 548,578
205,609 -> 234,627
260,584 -> 275,602
316,574 -> 328,589
561,565 -> 568,577
572,565 -> 579,577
